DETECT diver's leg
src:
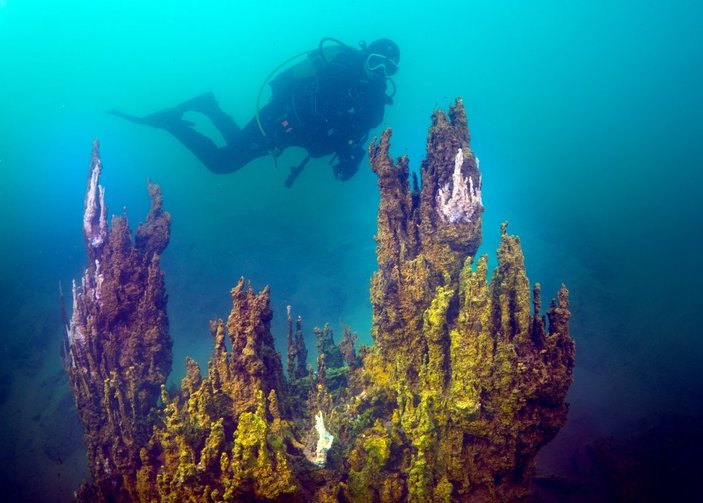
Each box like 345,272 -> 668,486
175,95 -> 272,171
214,101 -> 305,178
175,92 -> 241,144
163,121 -> 234,173
109,100 -> 235,173
219,118 -> 272,170
107,108 -> 195,128
109,96 -> 276,173
107,93 -> 232,133
169,112 -> 279,173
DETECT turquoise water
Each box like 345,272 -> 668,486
1,0 -> 702,500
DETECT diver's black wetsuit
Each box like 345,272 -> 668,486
110,43 -> 392,182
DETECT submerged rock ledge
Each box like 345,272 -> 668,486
65,99 -> 575,502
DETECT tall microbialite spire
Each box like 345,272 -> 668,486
64,140 -> 173,500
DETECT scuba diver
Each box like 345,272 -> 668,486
108,38 -> 400,186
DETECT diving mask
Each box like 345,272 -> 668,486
365,52 -> 399,79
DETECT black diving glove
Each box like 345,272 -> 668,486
332,145 -> 364,181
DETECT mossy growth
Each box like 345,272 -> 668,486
226,392 -> 298,500
347,421 -> 393,503
315,324 -> 345,369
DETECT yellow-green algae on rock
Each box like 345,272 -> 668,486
65,99 -> 574,502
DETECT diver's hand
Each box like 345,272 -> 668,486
332,144 -> 364,181
332,156 -> 360,181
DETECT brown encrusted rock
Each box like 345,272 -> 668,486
358,98 -> 575,502
134,280 -> 300,502
226,278 -> 287,414
369,97 -> 483,384
64,140 -> 172,502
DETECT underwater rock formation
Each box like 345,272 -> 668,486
66,99 -> 574,502
64,140 -> 172,500
351,99 -> 574,502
